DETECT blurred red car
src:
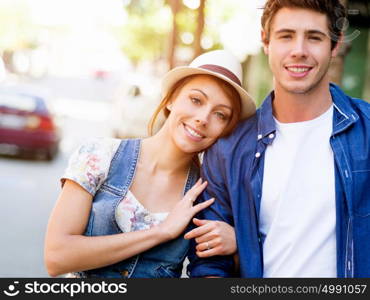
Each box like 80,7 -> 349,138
0,90 -> 60,160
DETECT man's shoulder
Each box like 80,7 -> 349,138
350,97 -> 370,121
223,114 -> 258,141
210,113 -> 259,156
331,83 -> 370,120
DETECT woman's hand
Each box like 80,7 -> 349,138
184,218 -> 236,257
45,179 -> 213,276
157,178 -> 214,241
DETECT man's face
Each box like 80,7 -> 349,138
263,7 -> 340,95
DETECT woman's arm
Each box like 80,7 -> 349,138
44,179 -> 213,277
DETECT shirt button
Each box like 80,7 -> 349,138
255,152 -> 261,158
257,134 -> 262,140
144,215 -> 152,222
268,133 -> 275,139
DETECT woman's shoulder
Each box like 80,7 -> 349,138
77,137 -> 122,156
70,137 -> 122,173
61,137 -> 123,195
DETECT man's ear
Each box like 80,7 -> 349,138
261,30 -> 269,55
331,33 -> 344,58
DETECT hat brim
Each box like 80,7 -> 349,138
161,66 -> 256,120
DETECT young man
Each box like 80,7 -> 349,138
186,0 -> 370,278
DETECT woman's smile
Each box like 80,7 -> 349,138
183,123 -> 205,142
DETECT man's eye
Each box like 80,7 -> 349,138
309,36 -> 322,41
280,35 -> 292,39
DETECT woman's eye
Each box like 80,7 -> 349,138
215,112 -> 227,120
190,97 -> 201,104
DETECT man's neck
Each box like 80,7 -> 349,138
273,82 -> 333,123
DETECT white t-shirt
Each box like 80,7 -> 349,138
260,106 -> 337,277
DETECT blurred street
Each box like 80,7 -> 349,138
0,0 -> 368,279
0,76 -> 115,277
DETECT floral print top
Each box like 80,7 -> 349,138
61,138 -> 169,233
116,190 -> 168,232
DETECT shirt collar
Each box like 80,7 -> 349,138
257,83 -> 359,139
329,83 -> 359,135
256,91 -> 276,141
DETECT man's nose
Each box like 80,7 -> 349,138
290,37 -> 308,58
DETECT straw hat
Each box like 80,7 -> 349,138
161,50 -> 256,119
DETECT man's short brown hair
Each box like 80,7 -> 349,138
261,0 -> 347,49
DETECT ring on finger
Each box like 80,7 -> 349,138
206,242 -> 211,251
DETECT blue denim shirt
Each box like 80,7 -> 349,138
74,139 -> 199,278
187,84 -> 370,278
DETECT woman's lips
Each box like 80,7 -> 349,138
183,123 -> 204,142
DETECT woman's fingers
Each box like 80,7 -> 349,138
191,198 -> 214,215
184,219 -> 212,240
194,231 -> 215,244
195,239 -> 228,257
196,247 -> 220,258
183,179 -> 207,203
188,220 -> 237,257
196,240 -> 212,252
192,217 -> 207,226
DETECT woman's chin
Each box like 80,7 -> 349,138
176,139 -> 214,154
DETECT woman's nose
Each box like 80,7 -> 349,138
194,110 -> 209,127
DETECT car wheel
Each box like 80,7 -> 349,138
46,147 -> 58,161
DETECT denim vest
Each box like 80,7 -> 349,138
75,138 -> 199,278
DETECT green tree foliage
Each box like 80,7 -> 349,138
116,0 -> 172,65
0,0 -> 38,51
117,0 -> 259,66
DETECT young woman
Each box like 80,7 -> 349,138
44,50 -> 255,278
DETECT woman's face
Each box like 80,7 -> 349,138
165,75 -> 234,154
